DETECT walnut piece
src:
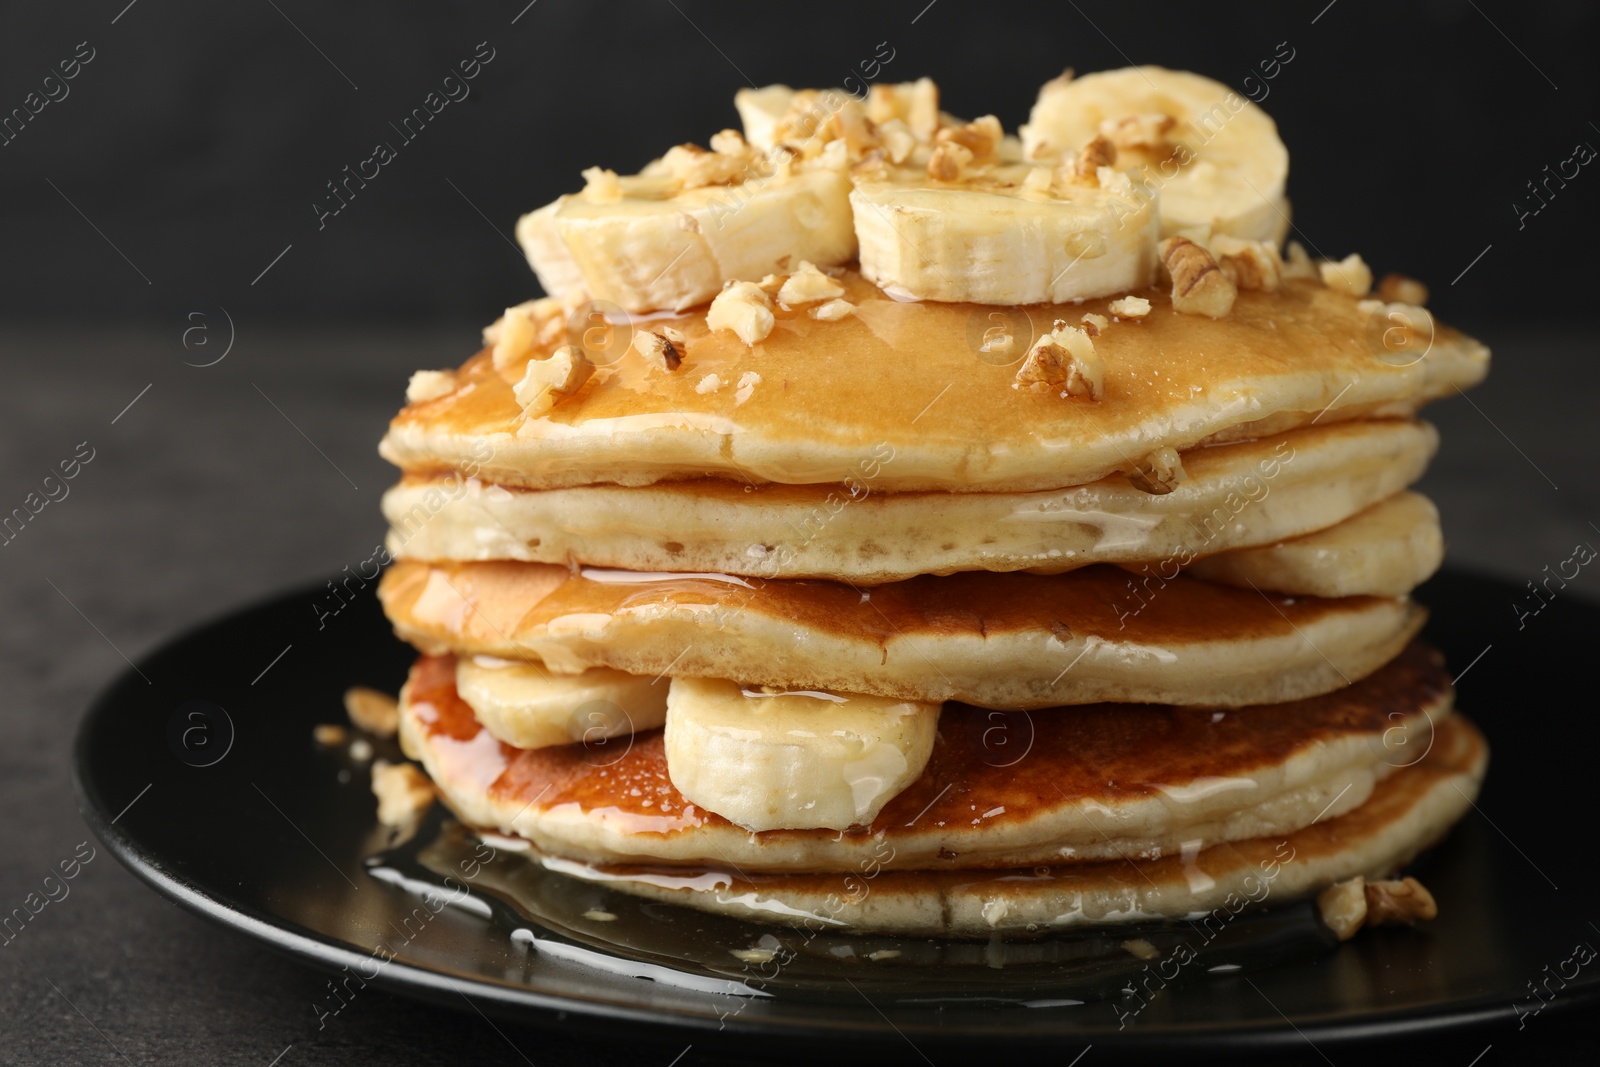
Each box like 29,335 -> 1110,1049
1108,295 -> 1152,318
1160,236 -> 1236,318
371,760 -> 436,827
1319,253 -> 1373,297
936,115 -> 1003,161
344,686 -> 399,737
1282,240 -> 1318,280
1364,877 -> 1438,926
405,370 -> 456,404
1317,877 -> 1369,941
1071,135 -> 1118,186
1099,112 -> 1177,151
514,345 -> 595,416
580,166 -> 623,202
1210,236 -> 1282,292
811,298 -> 855,322
777,261 -> 846,307
631,329 -> 683,371
707,281 -> 776,345
1080,312 -> 1109,337
1378,273 -> 1430,306
490,297 -> 570,369
1128,447 -> 1187,494
1015,320 -> 1104,400
927,141 -> 974,181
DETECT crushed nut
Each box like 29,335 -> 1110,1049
707,281 -> 776,345
1210,236 -> 1282,292
1128,447 -> 1187,494
490,297 -> 569,369
1160,236 -> 1237,318
1364,877 -> 1438,926
1071,135 -> 1118,185
371,760 -> 436,827
1282,240 -> 1318,280
927,141 -> 974,181
580,166 -> 623,202
1319,253 -> 1373,297
631,329 -> 683,371
1378,273 -> 1430,306
735,371 -> 762,405
658,137 -> 754,189
313,723 -> 348,746
777,261 -> 846,307
1015,320 -> 1104,400
908,77 -> 940,142
936,115 -> 1003,161
877,118 -> 917,165
1099,112 -> 1177,151
344,687 -> 399,737
1079,313 -> 1109,337
695,373 -> 724,394
811,298 -> 855,321
1108,295 -> 1152,318
1317,877 -> 1369,941
514,345 -> 595,416
1021,166 -> 1055,196
405,370 -> 456,404
1121,938 -> 1162,961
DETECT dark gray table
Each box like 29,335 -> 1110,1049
3,322 -> 1596,1065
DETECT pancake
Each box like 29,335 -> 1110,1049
379,559 -> 1424,708
398,642 -> 1457,874
525,713 -> 1485,936
382,419 -> 1437,583
378,274 -> 1488,493
1189,491 -> 1443,598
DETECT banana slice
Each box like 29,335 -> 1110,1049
851,159 -> 1160,304
1021,66 -> 1290,242
517,138 -> 856,314
455,656 -> 667,750
664,677 -> 940,832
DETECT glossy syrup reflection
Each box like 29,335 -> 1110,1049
363,805 -> 1340,1003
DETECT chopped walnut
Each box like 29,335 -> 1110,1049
631,329 -> 683,371
1319,253 -> 1373,297
1128,447 -> 1187,494
707,281 -> 776,345
811,298 -> 855,321
1317,877 -> 1369,941
1071,135 -> 1118,186
1021,166 -> 1055,196
927,141 -> 974,181
936,115 -> 1003,161
490,297 -> 569,369
1080,313 -> 1109,337
371,760 -> 436,827
1317,875 -> 1438,940
313,723 -> 348,746
876,119 -> 917,165
1099,112 -> 1177,151
1210,236 -> 1282,292
695,373 -> 724,394
405,370 -> 456,404
1282,240 -> 1318,281
344,687 -> 399,737
735,371 -> 762,405
1378,273 -> 1430,306
907,77 -> 940,142
514,345 -> 595,416
580,166 -> 623,202
777,261 -> 846,307
657,137 -> 755,189
1108,296 -> 1152,319
1160,236 -> 1237,318
1015,320 -> 1104,400
1364,877 -> 1438,926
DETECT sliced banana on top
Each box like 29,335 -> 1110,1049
1021,66 -> 1290,243
516,136 -> 856,314
851,155 -> 1161,305
664,677 -> 940,833
455,656 -> 667,750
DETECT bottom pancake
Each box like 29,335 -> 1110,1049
494,714 -> 1485,938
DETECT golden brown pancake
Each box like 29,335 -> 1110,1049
399,642 -> 1457,873
379,559 -> 1423,708
379,274 -> 1487,493
382,419 -> 1437,584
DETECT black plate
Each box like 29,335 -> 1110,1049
74,568 -> 1600,1056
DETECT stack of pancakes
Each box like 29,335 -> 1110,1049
375,68 -> 1489,938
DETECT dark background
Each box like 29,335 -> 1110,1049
4,2 -> 1599,1066
1,0 -> 1597,330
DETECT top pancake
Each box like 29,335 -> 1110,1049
381,273 -> 1488,493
